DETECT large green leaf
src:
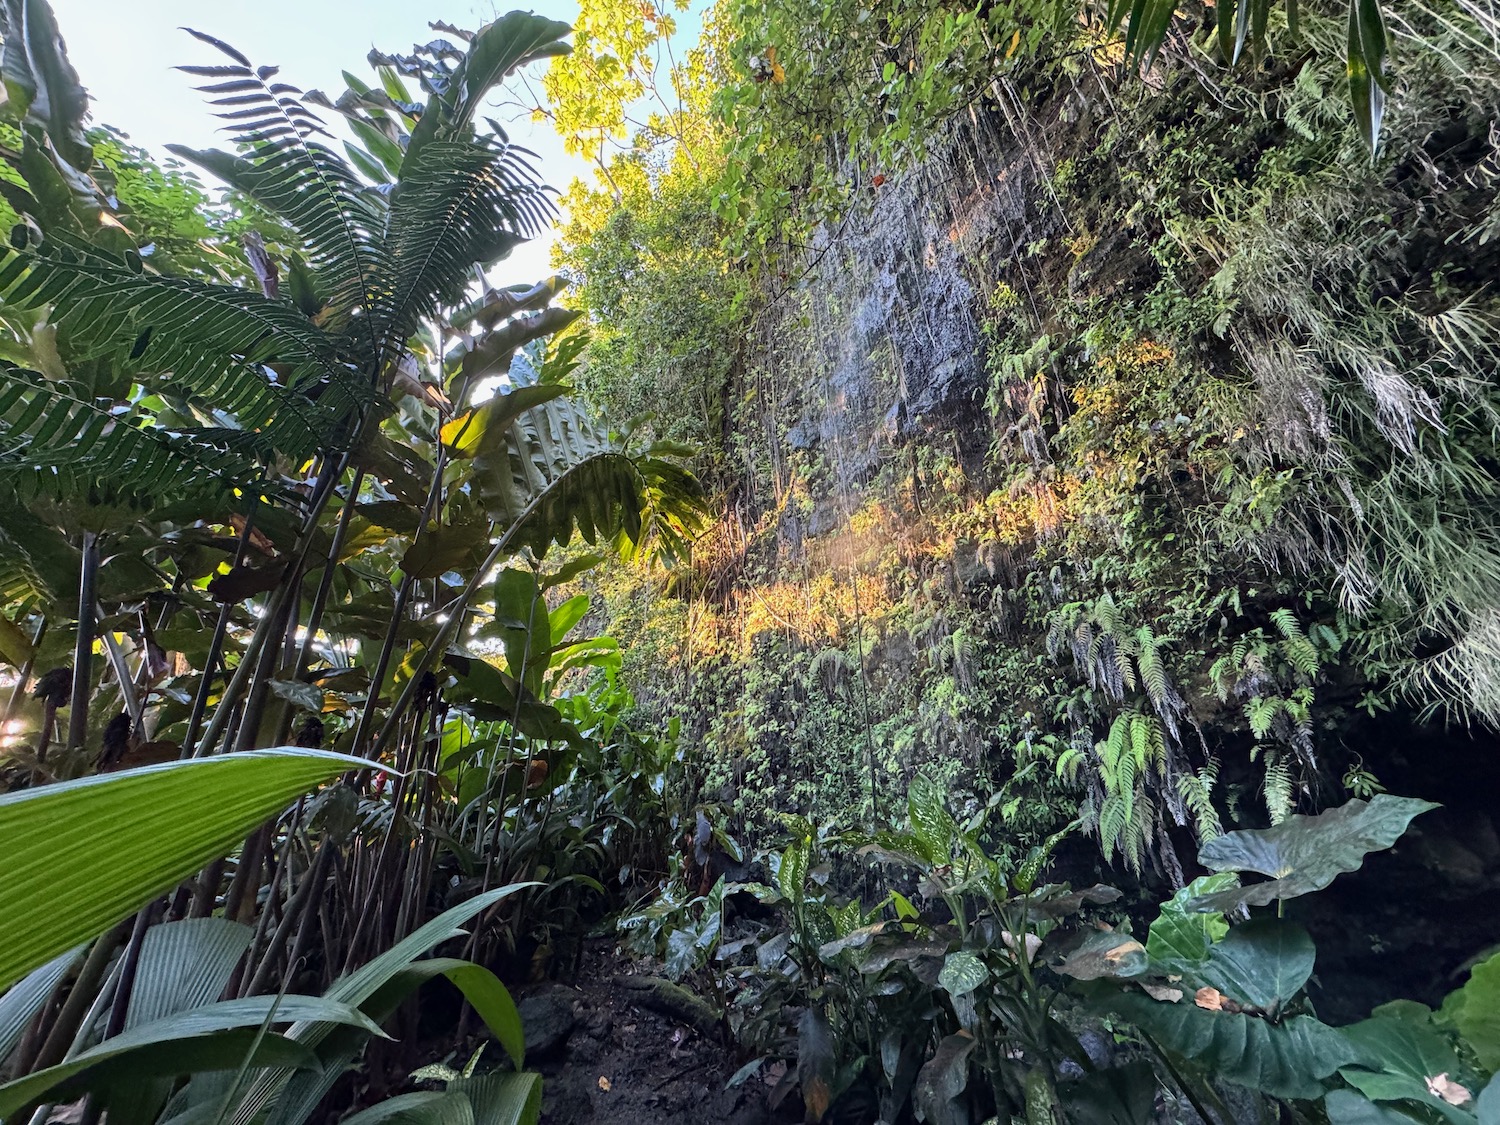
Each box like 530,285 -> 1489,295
1190,796 -> 1438,913
0,995 -> 381,1115
340,1091 -> 476,1125
1195,920 -> 1316,1013
451,1071 -> 543,1125
1441,951 -> 1500,1071
1145,873 -> 1234,969
125,918 -> 254,1030
1108,990 -> 1357,1099
0,748 -> 372,991
907,774 -> 956,866
1341,1014 -> 1476,1124
1478,1074 -> 1498,1125
254,884 -> 537,1125
1326,1089 -> 1426,1124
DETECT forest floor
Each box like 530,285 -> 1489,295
521,939 -> 781,1125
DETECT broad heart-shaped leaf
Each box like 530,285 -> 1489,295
1105,990 -> 1358,1100
1146,873 -> 1234,969
1195,920 -> 1315,1012
0,946 -> 82,1063
1190,796 -> 1438,913
938,950 -> 989,997
1441,951 -> 1500,1071
0,748 -> 373,991
0,994 -> 381,1115
1325,1089 -> 1428,1124
1340,1013 -> 1476,1124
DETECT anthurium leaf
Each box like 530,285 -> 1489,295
1441,951 -> 1500,1071
0,748 -> 373,991
1195,920 -> 1316,1012
1190,796 -> 1438,913
1146,873 -> 1235,969
1106,991 -> 1357,1100
912,1032 -> 976,1125
0,946 -> 82,1063
938,950 -> 989,997
0,994 -> 378,1115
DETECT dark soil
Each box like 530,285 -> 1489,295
522,939 -> 782,1125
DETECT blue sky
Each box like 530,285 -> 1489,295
52,0 -> 599,284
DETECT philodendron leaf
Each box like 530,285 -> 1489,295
938,950 -> 989,997
1441,951 -> 1500,1071
1107,991 -> 1357,1100
1477,1074 -> 1498,1125
1189,796 -> 1438,913
1195,920 -> 1316,1013
0,748 -> 373,991
1325,1089 -> 1426,1124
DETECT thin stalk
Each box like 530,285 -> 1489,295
64,531 -> 100,756
30,920 -> 130,1072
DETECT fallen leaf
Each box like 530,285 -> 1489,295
1141,982 -> 1184,1003
598,1076 -> 612,1092
1425,1074 -> 1471,1106
1195,987 -> 1227,1011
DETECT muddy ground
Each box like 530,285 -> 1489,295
519,939 -> 784,1125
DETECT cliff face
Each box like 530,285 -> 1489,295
600,7 -> 1500,1006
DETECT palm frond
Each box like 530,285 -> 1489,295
0,365 -> 271,508
0,236 -> 366,457
375,137 -> 553,354
167,30 -> 388,347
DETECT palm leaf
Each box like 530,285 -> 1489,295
375,137 -> 553,353
0,365 -> 272,507
0,236 -> 367,455
169,29 -> 388,346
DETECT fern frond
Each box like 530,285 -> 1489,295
1264,749 -> 1295,824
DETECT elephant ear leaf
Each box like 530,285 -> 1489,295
1440,950 -> 1500,1072
1194,920 -> 1315,1014
1188,796 -> 1437,913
